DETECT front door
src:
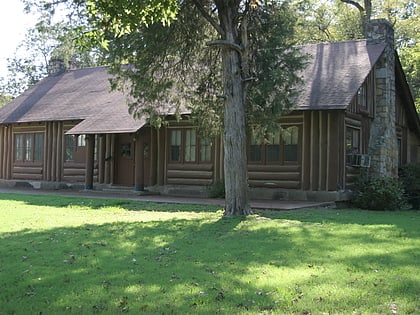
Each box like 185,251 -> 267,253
115,134 -> 135,186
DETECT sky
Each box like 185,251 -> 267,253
0,1 -> 38,79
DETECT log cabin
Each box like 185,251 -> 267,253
0,19 -> 419,201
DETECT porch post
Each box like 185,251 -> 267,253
134,135 -> 144,191
98,134 -> 106,184
85,134 -> 95,190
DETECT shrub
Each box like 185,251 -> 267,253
399,163 -> 420,209
207,180 -> 225,198
352,175 -> 407,210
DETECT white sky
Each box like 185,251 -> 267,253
0,1 -> 38,79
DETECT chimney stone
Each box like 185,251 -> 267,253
367,19 -> 398,177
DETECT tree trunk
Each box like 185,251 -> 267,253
218,7 -> 251,216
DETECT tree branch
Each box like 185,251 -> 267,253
341,0 -> 365,14
191,0 -> 225,37
206,40 -> 243,53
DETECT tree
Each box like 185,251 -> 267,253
25,0 -> 305,216
0,87 -> 12,108
293,0 -> 363,44
1,2 -> 103,96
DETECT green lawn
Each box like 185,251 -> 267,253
0,193 -> 418,315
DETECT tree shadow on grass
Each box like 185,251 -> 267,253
0,192 -> 221,212
1,212 -> 419,314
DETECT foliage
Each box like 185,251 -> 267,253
352,174 -> 407,210
0,87 -> 12,107
399,163 -> 420,194
399,163 -> 420,209
293,0 -> 364,44
246,2 -> 306,134
1,2 -> 104,96
0,193 -> 419,314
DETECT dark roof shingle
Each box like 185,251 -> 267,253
295,39 -> 385,109
0,40 -> 388,133
0,67 -> 145,134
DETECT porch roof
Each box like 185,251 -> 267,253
0,66 -> 145,134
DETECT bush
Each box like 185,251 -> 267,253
352,175 -> 407,210
399,163 -> 420,209
207,180 -> 225,198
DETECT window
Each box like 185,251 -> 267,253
357,84 -> 367,109
65,134 -> 89,162
284,126 -> 299,162
266,130 -> 281,162
346,127 -> 361,165
65,135 -> 76,161
249,126 -> 299,164
250,133 -> 263,162
14,133 -> 44,162
169,128 -> 212,163
346,127 -> 360,155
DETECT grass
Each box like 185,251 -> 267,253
0,193 -> 419,315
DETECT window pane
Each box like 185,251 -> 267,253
170,130 -> 181,162
250,145 -> 262,162
200,137 -> 211,162
346,127 -> 360,154
284,127 -> 298,162
25,136 -> 33,161
267,145 -> 280,161
284,126 -> 298,145
15,134 -> 24,161
285,145 -> 298,161
34,133 -> 44,161
267,130 -> 281,162
65,135 -> 76,161
185,129 -> 196,162
77,135 -> 86,147
250,133 -> 262,162
357,83 -> 367,108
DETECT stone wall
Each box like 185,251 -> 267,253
367,19 -> 399,176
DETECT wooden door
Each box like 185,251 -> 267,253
115,134 -> 135,186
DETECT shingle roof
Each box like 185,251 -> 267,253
295,39 -> 385,109
0,66 -> 145,134
0,40 -> 387,133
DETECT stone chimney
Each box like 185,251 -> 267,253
48,57 -> 66,76
367,19 -> 398,177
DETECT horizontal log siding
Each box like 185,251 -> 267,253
166,163 -> 214,186
248,164 -> 301,189
12,165 -> 43,180
63,162 -> 86,182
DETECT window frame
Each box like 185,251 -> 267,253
64,134 -> 89,162
248,126 -> 300,165
14,132 -> 44,164
168,128 -> 213,164
345,126 -> 362,166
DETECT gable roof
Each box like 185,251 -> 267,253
0,39 -> 415,136
295,39 -> 385,110
0,66 -> 145,134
